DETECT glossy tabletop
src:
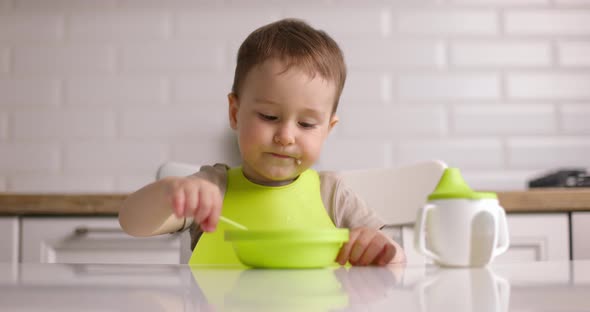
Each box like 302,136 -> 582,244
1,260 -> 589,311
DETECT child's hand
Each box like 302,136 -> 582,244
165,176 -> 223,232
336,227 -> 405,266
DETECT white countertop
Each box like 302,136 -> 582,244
1,260 -> 589,311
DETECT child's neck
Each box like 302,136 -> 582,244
242,172 -> 299,187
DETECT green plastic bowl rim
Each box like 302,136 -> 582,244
224,228 -> 349,243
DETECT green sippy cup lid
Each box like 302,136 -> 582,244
428,168 -> 497,200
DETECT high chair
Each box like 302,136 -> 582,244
156,160 -> 447,264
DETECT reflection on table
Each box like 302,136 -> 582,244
1,260 -> 589,311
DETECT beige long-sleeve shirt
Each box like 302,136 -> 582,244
184,164 -> 386,250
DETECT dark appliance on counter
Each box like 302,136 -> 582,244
528,169 -> 590,188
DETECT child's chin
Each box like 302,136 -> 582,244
262,168 -> 299,181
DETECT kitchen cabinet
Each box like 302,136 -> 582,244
21,217 -> 181,264
0,217 -> 19,263
3,213 -> 575,265
573,212 -> 590,260
399,213 -> 570,264
494,213 -> 569,263
2,189 -> 587,265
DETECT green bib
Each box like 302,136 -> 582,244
188,167 -> 336,266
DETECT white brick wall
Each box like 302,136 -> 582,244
120,41 -> 224,73
399,74 -> 500,100
450,41 -> 551,67
0,0 -> 10,10
342,40 -> 446,69
0,12 -> 62,41
398,139 -> 504,170
339,72 -> 391,105
172,74 -> 232,104
0,47 -> 8,74
13,45 -> 115,75
319,139 -> 393,170
337,106 -> 447,138
68,11 -> 170,40
451,0 -> 547,4
63,142 -> 169,173
13,109 -> 116,139
508,138 -> 590,169
0,78 -> 60,107
507,73 -> 590,99
10,174 -> 115,193
176,8 -> 279,40
0,112 -> 7,140
119,108 -> 227,138
66,77 -> 167,107
1,0 -> 589,193
561,104 -> 590,134
281,8 -> 386,37
505,10 -> 590,35
397,10 -> 498,35
559,42 -> 590,66
0,143 -> 60,174
453,104 -> 555,135
14,0 -> 117,10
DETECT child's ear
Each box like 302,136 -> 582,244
328,115 -> 339,133
228,93 -> 239,130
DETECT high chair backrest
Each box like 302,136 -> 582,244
156,162 -> 201,180
339,161 -> 447,264
156,161 -> 447,264
339,161 -> 447,226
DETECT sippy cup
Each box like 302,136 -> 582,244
414,168 -> 510,267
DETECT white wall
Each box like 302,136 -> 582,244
1,0 -> 589,193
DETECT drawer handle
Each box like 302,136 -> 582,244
74,227 -> 124,235
74,227 -> 183,238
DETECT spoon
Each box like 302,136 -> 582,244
219,216 -> 248,230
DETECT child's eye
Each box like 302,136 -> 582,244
258,113 -> 278,121
298,121 -> 316,129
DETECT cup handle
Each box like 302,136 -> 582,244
494,274 -> 511,312
414,204 -> 441,262
493,208 -> 510,257
415,273 -> 440,311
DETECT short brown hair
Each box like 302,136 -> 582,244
231,18 -> 347,114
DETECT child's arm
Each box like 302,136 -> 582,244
118,175 -> 223,237
319,171 -> 406,266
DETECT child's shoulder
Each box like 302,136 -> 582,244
194,163 -> 230,176
317,169 -> 342,182
191,163 -> 230,191
317,170 -> 348,191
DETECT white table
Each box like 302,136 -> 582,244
1,260 -> 589,311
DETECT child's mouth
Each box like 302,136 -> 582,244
270,153 -> 291,159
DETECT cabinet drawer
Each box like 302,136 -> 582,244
21,217 -> 181,264
0,217 -> 19,264
573,212 -> 590,260
495,213 -> 569,263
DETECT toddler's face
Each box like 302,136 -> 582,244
229,59 -> 338,185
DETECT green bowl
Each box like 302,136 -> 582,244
224,229 -> 349,269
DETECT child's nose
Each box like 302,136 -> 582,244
274,123 -> 295,145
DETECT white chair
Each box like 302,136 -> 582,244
156,162 -> 201,180
156,161 -> 447,264
339,161 -> 447,263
